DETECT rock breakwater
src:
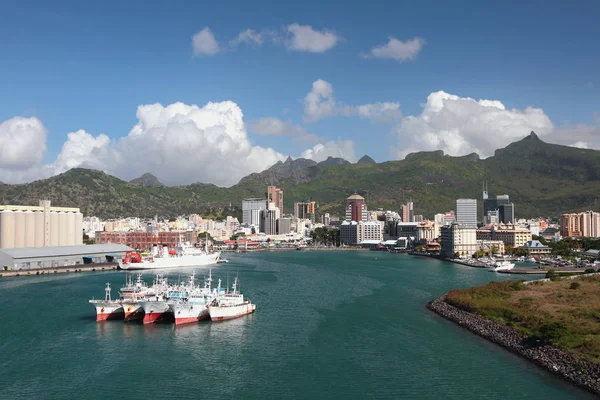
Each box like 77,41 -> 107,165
427,297 -> 600,395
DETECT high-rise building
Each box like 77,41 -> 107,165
260,209 -> 278,235
346,194 -> 367,222
242,198 -> 267,226
294,201 -> 316,221
277,218 -> 291,235
400,202 -> 414,222
322,213 -> 331,226
455,199 -> 478,227
560,211 -> 600,238
483,185 -> 515,224
267,186 -> 284,215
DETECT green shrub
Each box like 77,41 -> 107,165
546,269 -> 559,281
570,282 -> 581,290
539,321 -> 568,344
585,268 -> 596,274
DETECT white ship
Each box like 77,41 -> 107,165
491,260 -> 515,272
120,274 -> 150,322
208,276 -> 256,321
119,238 -> 220,270
89,282 -> 124,321
168,272 -> 219,325
139,274 -> 173,324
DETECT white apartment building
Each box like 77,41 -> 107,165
440,223 -> 478,258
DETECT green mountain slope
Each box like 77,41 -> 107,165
0,133 -> 598,219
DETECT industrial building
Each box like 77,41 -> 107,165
0,244 -> 132,271
0,200 -> 83,249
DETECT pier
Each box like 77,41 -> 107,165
0,262 -> 119,278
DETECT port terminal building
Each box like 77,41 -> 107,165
0,244 -> 132,271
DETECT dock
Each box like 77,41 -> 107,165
0,263 -> 119,278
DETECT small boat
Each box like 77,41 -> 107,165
217,258 -> 229,263
89,282 -> 124,321
490,261 -> 515,272
207,276 -> 256,321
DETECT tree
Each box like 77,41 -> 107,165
539,322 -> 567,344
198,231 -> 215,242
505,245 -> 514,255
453,252 -> 460,259
546,269 -> 558,281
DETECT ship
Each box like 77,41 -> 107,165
139,274 -> 174,324
89,282 -> 124,321
490,260 -> 515,272
119,237 -> 221,270
168,271 -> 220,325
207,276 -> 256,321
120,274 -> 151,322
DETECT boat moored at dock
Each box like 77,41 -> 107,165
208,276 -> 256,321
89,282 -> 124,321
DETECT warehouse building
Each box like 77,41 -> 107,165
0,200 -> 83,249
0,244 -> 132,271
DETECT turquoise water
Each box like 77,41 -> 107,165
0,251 -> 592,399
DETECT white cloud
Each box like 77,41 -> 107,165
393,91 -> 554,159
363,37 -> 425,62
192,27 -> 219,56
230,29 -> 264,46
304,79 -> 402,123
286,24 -> 339,53
0,116 -> 47,169
300,139 -> 357,163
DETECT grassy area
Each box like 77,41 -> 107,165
445,276 -> 600,362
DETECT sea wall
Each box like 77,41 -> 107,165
427,297 -> 600,395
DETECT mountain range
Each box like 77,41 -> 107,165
0,132 -> 598,219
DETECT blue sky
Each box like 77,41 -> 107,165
0,0 -> 599,185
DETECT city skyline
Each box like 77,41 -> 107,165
1,1 -> 599,187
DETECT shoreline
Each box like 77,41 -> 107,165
426,296 -> 600,395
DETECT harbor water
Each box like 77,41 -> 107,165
0,251 -> 593,399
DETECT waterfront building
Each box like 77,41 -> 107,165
242,198 -> 267,226
267,186 -> 284,215
415,220 -> 441,243
340,221 -> 359,245
0,200 -> 83,249
345,194 -> 367,222
455,199 -> 478,227
361,221 -> 384,242
322,213 -> 331,226
476,224 -> 532,248
560,211 -> 600,238
520,240 -> 551,255
0,244 -> 131,271
96,230 -> 198,250
440,223 -> 478,259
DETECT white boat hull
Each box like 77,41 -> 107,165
140,300 -> 172,324
89,300 -> 124,321
169,302 -> 209,325
119,252 -> 221,270
208,302 -> 256,321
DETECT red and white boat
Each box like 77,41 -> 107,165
207,277 -> 256,321
168,272 -> 220,326
89,282 -> 124,321
120,274 -> 150,322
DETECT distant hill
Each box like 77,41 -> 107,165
357,155 -> 376,164
130,173 -> 164,187
317,156 -> 350,167
1,132 -> 599,219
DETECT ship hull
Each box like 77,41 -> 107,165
170,303 -> 209,325
89,301 -> 124,322
119,252 -> 221,270
140,301 -> 172,324
208,302 -> 256,321
122,302 -> 144,322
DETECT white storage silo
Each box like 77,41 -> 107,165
34,211 -> 44,247
24,210 -> 35,247
66,212 -> 76,246
58,212 -> 68,246
14,210 -> 25,248
50,211 -> 59,246
0,210 -> 15,248
74,212 -> 83,245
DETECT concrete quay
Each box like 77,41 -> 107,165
0,263 -> 119,278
